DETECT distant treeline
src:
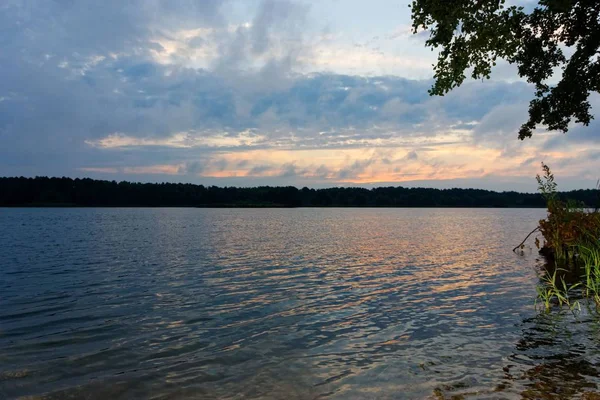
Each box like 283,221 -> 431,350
1,176 -> 598,208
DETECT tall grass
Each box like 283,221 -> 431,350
579,243 -> 600,305
535,268 -> 580,312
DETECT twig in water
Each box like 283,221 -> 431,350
513,227 -> 540,252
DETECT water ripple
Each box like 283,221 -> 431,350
2,208 -> 599,399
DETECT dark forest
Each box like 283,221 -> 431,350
1,176 -> 599,208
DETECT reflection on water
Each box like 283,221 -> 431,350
503,311 -> 600,399
1,208 -> 599,399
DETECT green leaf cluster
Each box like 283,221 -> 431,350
411,0 -> 600,139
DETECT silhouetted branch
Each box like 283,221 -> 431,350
513,227 -> 540,252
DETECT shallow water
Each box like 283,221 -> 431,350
1,208 -> 600,399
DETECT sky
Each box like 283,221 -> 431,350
1,0 -> 598,192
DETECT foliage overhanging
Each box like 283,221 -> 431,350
410,0 -> 600,139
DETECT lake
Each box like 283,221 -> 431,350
2,208 -> 600,399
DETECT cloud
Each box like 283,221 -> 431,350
1,0 -> 599,190
542,93 -> 600,150
1,1 -> 227,62
337,159 -> 373,180
279,163 -> 298,178
473,103 -> 530,145
248,165 -> 273,176
178,161 -> 205,176
404,150 -> 418,161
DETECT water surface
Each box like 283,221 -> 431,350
2,208 -> 600,399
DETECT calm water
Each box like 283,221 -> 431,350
2,208 -> 600,399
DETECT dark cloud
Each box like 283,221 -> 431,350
314,165 -> 331,178
248,165 -> 272,175
279,163 -> 298,178
337,159 -> 373,180
212,158 -> 228,172
404,151 -> 418,161
178,161 -> 205,175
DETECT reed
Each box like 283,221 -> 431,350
535,268 -> 580,312
579,243 -> 600,306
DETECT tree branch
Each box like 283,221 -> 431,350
513,226 -> 540,252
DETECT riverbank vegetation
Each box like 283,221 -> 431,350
526,164 -> 600,312
2,176 -> 600,208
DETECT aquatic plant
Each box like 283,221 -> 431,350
579,243 -> 600,306
533,163 -> 600,266
535,235 -> 600,313
528,163 -> 600,312
535,268 -> 580,312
